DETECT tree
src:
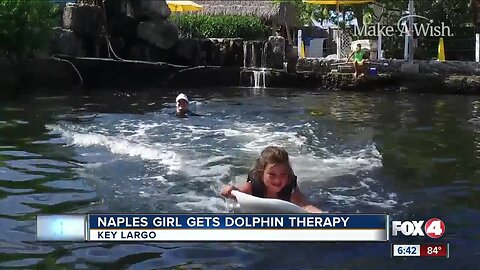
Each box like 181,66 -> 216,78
471,0 -> 480,32
272,0 -> 326,26
0,0 -> 59,61
368,0 -> 471,28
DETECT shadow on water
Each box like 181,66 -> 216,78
0,88 -> 479,269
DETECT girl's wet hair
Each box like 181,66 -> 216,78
252,146 -> 295,181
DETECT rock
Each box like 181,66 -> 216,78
285,44 -> 298,73
137,19 -> 178,49
444,76 -> 480,93
209,39 -> 228,66
296,58 -> 336,74
264,36 -> 285,69
53,55 -> 186,87
175,39 -> 201,66
205,38 -> 243,67
223,39 -> 243,67
50,27 -> 86,57
130,44 -> 160,61
166,66 -> 241,87
296,58 -> 480,76
131,0 -> 170,20
400,63 -> 419,74
63,3 -> 102,38
110,14 -> 139,40
19,58 -> 82,89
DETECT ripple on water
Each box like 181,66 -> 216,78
0,192 -> 97,216
0,167 -> 45,181
0,258 -> 43,268
0,218 -> 35,244
0,151 -> 42,157
69,244 -> 167,265
126,244 -> 252,269
0,187 -> 35,194
46,125 -> 182,173
42,179 -> 92,192
5,159 -> 74,174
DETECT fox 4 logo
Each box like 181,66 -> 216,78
392,218 -> 445,238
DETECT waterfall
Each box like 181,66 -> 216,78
241,40 -> 268,88
252,68 -> 266,88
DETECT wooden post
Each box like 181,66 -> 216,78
377,32 -> 382,60
298,29 -> 303,58
476,33 -> 480,63
408,0 -> 415,63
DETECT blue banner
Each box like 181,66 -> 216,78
88,214 -> 387,229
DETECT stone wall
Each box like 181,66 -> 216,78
297,58 -> 480,76
50,1 -> 287,68
157,37 -> 285,68
50,0 -> 178,58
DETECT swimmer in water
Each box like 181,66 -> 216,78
221,146 -> 324,213
175,93 -> 201,118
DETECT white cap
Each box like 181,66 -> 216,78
176,93 -> 189,103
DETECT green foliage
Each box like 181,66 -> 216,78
369,0 -> 471,28
0,0 -> 59,61
169,14 -> 270,39
272,0 -> 325,25
362,0 -> 473,59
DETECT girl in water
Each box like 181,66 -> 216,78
221,146 -> 323,213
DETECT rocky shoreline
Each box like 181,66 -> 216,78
2,56 -> 480,97
3,1 -> 480,98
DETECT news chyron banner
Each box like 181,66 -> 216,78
36,214 -> 389,242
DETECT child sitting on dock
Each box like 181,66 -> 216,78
346,43 -> 368,78
221,146 -> 323,213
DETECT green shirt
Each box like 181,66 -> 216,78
354,49 -> 365,62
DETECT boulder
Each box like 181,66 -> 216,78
204,38 -> 243,67
137,19 -> 178,49
63,3 -> 102,38
175,38 -> 201,66
264,36 -> 285,69
131,0 -> 170,20
50,27 -> 87,57
285,44 -> 298,73
19,58 -> 82,89
166,66 -> 241,87
223,38 -> 243,67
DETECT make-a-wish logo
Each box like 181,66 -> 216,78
353,15 -> 453,37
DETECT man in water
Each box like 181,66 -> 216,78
175,93 -> 201,118
346,43 -> 367,78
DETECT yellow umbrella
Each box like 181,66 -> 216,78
166,1 -> 203,12
304,0 -> 373,4
304,0 -> 373,12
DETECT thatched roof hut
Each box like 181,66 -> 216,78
196,0 -> 297,26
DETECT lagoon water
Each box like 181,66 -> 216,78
0,88 -> 479,269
